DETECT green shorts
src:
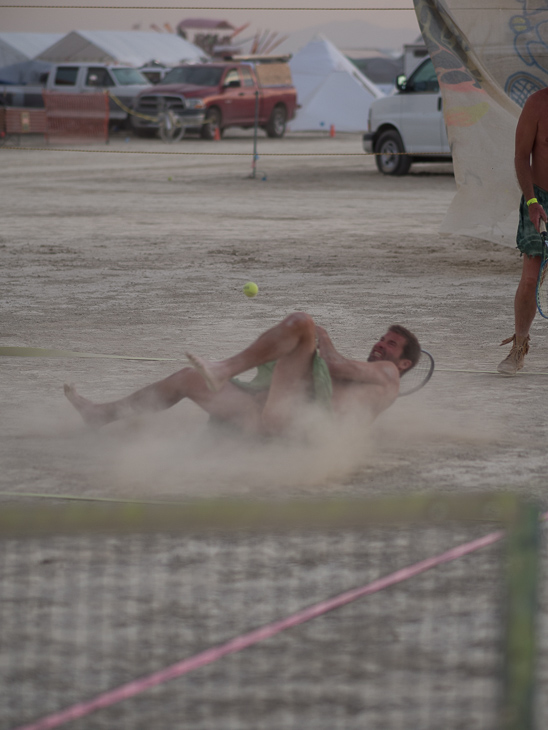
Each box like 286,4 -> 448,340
516,185 -> 548,257
230,351 -> 333,411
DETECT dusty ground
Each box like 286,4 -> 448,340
1,130 -> 547,728
2,130 -> 547,503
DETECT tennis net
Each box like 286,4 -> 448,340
0,494 -> 542,730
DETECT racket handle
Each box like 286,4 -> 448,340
541,219 -> 547,234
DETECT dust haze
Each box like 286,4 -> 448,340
2,132 -> 548,505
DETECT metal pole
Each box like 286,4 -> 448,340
251,89 -> 259,179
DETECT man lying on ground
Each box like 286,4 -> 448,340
64,312 -> 421,435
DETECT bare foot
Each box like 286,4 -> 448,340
185,352 -> 227,393
63,384 -> 110,428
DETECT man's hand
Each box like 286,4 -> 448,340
528,202 -> 548,232
315,325 -> 337,362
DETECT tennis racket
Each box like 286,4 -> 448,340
398,349 -> 435,397
536,219 -> 548,318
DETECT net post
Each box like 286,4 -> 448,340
500,500 -> 541,730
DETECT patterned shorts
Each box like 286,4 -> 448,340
516,184 -> 548,257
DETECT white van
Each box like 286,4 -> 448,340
362,57 -> 451,175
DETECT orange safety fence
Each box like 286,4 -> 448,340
42,91 -> 109,143
5,108 -> 47,134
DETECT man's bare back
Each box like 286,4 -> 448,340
515,87 -> 548,201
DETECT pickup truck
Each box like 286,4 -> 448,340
362,57 -> 452,175
131,61 -> 298,139
0,63 -> 152,126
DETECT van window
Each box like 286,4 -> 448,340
54,67 -> 78,86
408,59 -> 439,93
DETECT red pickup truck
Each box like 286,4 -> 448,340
131,61 -> 298,140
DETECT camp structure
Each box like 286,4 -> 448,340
288,35 -> 384,133
36,30 -> 208,67
0,32 -> 64,68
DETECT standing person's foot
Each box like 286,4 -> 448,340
497,334 -> 530,375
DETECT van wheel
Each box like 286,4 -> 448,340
201,107 -> 222,140
374,130 -> 412,175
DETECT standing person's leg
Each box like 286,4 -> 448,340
498,254 -> 541,374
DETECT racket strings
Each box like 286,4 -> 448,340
536,235 -> 548,318
398,350 -> 435,397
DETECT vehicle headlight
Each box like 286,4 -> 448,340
184,98 -> 205,109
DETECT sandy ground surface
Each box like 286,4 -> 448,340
1,130 -> 547,727
2,130 -> 548,503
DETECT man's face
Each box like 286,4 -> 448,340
368,331 -> 410,372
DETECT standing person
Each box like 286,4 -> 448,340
498,88 -> 548,375
64,312 -> 420,435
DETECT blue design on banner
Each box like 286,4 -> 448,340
506,1 -> 548,105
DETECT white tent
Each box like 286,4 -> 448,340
37,31 -> 208,67
288,35 -> 384,132
0,33 -> 64,67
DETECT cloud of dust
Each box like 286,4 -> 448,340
374,388 -> 507,451
4,393 -> 378,499
104,403 -> 377,497
8,377 -> 516,501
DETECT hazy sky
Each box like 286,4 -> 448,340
2,0 -> 420,38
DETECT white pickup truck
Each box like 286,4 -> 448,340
0,63 -> 152,126
362,57 -> 452,175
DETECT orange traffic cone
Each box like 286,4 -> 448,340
213,127 -> 221,141
329,124 -> 336,138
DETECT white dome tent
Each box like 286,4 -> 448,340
288,35 -> 384,133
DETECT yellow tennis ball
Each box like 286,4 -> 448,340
243,282 -> 259,297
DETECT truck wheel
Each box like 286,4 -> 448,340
265,105 -> 287,138
158,111 -> 185,143
374,130 -> 412,176
201,107 -> 222,140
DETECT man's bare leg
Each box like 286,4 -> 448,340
63,367 -> 211,428
515,254 -> 541,338
187,312 -> 318,433
186,312 -> 317,392
64,370 -> 265,432
65,312 -> 317,431
498,254 -> 541,374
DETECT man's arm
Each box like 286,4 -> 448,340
514,94 -> 547,231
315,326 -> 398,387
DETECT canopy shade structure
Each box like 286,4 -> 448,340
0,33 -> 64,67
37,30 -> 209,67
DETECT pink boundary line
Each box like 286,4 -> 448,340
13,514 -> 547,730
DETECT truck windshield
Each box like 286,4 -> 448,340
162,67 -> 224,86
111,68 -> 149,86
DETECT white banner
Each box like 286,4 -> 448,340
413,0 -> 548,245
